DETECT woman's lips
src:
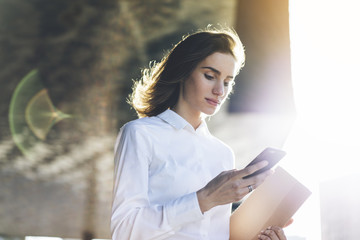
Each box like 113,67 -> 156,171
205,98 -> 220,106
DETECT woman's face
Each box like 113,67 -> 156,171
177,52 -> 237,119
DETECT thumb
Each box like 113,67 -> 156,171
283,218 -> 294,228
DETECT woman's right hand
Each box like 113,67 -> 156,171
196,160 -> 273,213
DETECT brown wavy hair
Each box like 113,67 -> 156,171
129,26 -> 245,118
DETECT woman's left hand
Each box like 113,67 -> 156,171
257,218 -> 293,239
257,226 -> 286,240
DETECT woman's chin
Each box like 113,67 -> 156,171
202,107 -> 220,116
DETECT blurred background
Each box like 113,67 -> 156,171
0,0 -> 359,240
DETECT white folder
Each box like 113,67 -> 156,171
230,167 -> 311,240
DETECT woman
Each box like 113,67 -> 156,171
111,26 -> 288,240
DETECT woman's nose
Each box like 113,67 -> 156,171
212,82 -> 224,96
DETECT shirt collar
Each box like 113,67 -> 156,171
157,109 -> 210,135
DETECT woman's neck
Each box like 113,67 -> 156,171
171,106 -> 202,130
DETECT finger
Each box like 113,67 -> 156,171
258,234 -> 271,240
229,169 -> 274,199
266,226 -> 286,240
236,160 -> 269,179
240,169 -> 273,192
214,169 -> 238,182
258,229 -> 279,240
283,218 -> 294,228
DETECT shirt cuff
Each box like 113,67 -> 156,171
165,191 -> 204,228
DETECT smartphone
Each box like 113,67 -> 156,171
242,147 -> 286,179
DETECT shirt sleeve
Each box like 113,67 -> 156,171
111,123 -> 204,240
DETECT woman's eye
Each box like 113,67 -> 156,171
224,81 -> 233,87
224,81 -> 234,87
204,74 -> 214,80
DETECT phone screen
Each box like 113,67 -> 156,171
242,147 -> 286,179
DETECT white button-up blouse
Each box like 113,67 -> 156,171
111,109 -> 235,240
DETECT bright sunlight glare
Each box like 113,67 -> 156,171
280,0 -> 360,239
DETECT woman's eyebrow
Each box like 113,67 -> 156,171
201,66 -> 234,79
